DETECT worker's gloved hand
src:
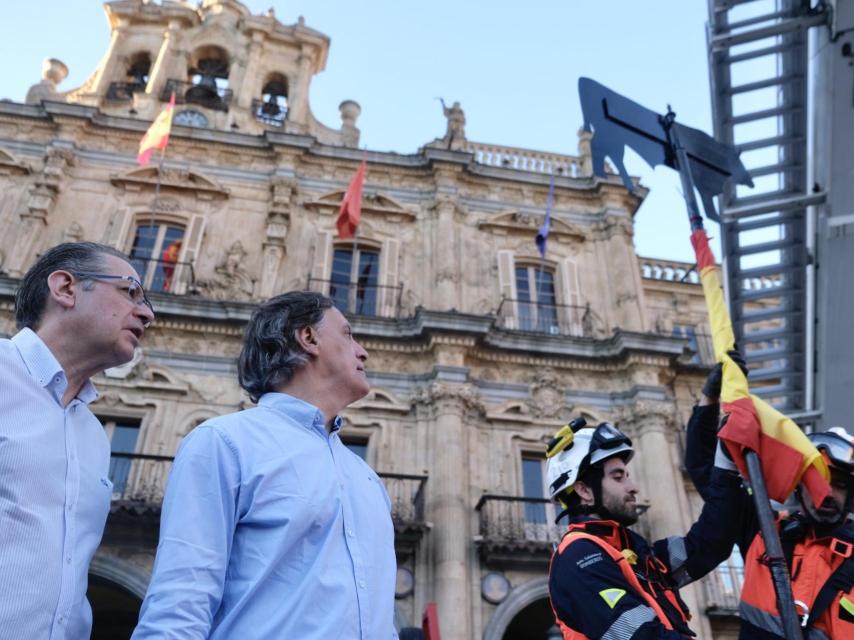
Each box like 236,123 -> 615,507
702,349 -> 748,400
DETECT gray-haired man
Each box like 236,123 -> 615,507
134,291 -> 398,639
0,242 -> 154,639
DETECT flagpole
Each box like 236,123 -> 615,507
663,109 -> 803,640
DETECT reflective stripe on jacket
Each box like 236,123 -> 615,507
549,526 -> 691,639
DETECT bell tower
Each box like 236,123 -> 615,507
26,0 -> 360,146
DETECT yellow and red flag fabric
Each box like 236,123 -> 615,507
138,93 -> 176,166
336,158 -> 367,239
690,228 -> 830,505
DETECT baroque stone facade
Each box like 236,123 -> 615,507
0,2 -> 738,638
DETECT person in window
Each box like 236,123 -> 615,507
0,242 -> 154,639
132,291 -> 398,639
547,418 -> 742,638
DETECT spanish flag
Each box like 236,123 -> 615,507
690,228 -> 830,505
336,158 -> 367,239
137,93 -> 176,166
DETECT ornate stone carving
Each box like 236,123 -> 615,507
25,58 -> 68,105
440,99 -> 466,150
62,221 -> 84,243
526,368 -> 573,420
196,241 -> 255,301
414,382 -> 485,418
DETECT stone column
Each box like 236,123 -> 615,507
418,380 -> 482,640
286,48 -> 313,127
621,400 -> 713,640
433,194 -> 460,311
146,19 -> 181,99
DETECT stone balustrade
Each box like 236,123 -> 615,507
466,142 -> 584,177
640,257 -> 701,284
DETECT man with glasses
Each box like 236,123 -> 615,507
0,242 -> 154,639
546,418 -> 742,638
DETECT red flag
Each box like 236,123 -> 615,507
690,228 -> 830,505
138,93 -> 176,165
336,158 -> 367,239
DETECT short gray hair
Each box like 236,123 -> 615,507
15,241 -> 130,330
238,291 -> 334,403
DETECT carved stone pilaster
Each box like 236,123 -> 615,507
413,382 -> 485,422
258,177 -> 294,298
8,146 -> 76,274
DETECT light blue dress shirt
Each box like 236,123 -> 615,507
0,328 -> 112,639
133,393 -> 399,639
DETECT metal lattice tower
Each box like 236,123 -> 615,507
706,0 -> 828,415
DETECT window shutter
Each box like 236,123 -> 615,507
311,232 -> 332,294
379,238 -> 400,317
173,214 -> 206,295
497,250 -> 517,329
559,257 -> 582,335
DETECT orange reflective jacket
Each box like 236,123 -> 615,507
549,527 -> 690,640
740,525 -> 854,638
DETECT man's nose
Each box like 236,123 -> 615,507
136,303 -> 155,328
355,341 -> 368,362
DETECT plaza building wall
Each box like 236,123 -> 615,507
0,2 -> 741,638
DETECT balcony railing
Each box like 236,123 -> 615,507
252,98 -> 288,127
108,452 -> 173,505
495,298 -> 592,337
703,554 -> 744,615
129,255 -> 196,296
307,277 -> 403,318
106,81 -> 146,102
160,79 -> 233,112
377,472 -> 428,538
475,495 -> 564,564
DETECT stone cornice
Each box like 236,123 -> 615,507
0,278 -> 685,363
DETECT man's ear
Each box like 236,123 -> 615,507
294,324 -> 320,357
574,480 -> 594,506
46,270 -> 77,311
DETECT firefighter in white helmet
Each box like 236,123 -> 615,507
547,417 -> 744,639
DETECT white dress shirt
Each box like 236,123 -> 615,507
0,328 -> 112,639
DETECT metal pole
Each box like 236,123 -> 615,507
745,451 -> 804,639
664,110 -> 804,640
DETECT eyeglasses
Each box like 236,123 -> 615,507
72,272 -> 155,325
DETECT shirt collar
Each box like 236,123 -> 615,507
258,392 -> 341,436
11,327 -> 99,405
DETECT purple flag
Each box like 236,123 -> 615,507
535,175 -> 555,257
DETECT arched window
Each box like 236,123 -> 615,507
181,46 -> 231,111
254,74 -> 288,126
106,52 -> 151,101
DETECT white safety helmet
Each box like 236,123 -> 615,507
546,419 -> 634,502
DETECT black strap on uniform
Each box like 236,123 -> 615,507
803,526 -> 854,628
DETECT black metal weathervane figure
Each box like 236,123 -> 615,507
577,77 -> 804,640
